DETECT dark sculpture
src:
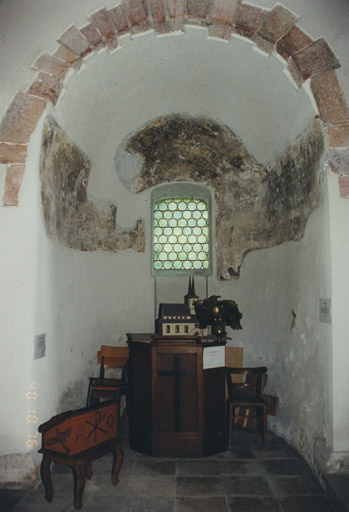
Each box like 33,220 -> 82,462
194,295 -> 242,342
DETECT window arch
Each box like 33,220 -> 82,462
151,183 -> 212,276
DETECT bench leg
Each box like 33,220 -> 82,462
41,454 -> 54,503
111,439 -> 124,486
72,462 -> 86,510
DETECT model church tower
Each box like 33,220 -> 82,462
156,278 -> 211,337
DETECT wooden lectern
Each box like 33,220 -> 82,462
127,333 -> 228,457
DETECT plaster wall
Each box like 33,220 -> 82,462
0,0 -> 348,484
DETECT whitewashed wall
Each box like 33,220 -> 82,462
0,0 -> 348,484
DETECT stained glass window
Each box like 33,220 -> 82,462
153,197 -> 210,273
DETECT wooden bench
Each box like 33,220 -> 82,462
38,400 -> 123,510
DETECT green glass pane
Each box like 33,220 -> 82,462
193,243 -> 201,252
164,260 -> 172,269
188,201 -> 196,211
193,210 -> 201,219
203,211 -> 208,219
188,234 -> 196,244
189,252 -> 196,260
168,218 -> 176,227
154,244 -> 162,253
193,261 -> 202,269
198,234 -> 206,243
178,218 -> 186,227
183,261 -> 192,269
158,202 -> 167,211
159,252 -> 167,260
178,201 -> 187,211
164,244 -> 172,252
174,243 -> 181,252
154,227 -> 162,236
198,218 -> 206,227
164,210 -> 172,220
159,219 -> 167,227
169,252 -> 177,260
193,227 -> 201,235
179,252 -> 186,260
198,201 -> 206,210
178,235 -> 186,244
188,218 -> 196,227
203,261 -> 209,269
203,244 -> 209,252
174,211 -> 182,220
168,201 -> 177,211
169,235 -> 176,243
183,227 -> 191,236
174,260 -> 183,269
154,211 -> 162,219
159,235 -> 167,244
184,244 -> 191,253
203,227 -> 209,236
164,227 -> 172,236
183,210 -> 191,219
154,261 -> 162,269
199,252 -> 207,260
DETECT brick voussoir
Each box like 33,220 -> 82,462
328,125 -> 349,149
148,0 -> 166,24
187,0 -> 211,22
80,23 -> 105,49
209,0 -> 240,26
310,71 -> 349,127
89,8 -> 118,50
3,163 -> 26,206
124,0 -> 150,32
27,72 -> 63,105
256,4 -> 298,44
291,38 -> 340,82
167,0 -> 185,21
234,4 -> 267,38
276,25 -> 313,61
54,45 -> 81,67
338,175 -> 349,198
108,5 -> 130,35
58,25 -> 91,57
0,92 -> 46,145
208,22 -> 233,40
32,53 -> 68,80
0,143 -> 27,164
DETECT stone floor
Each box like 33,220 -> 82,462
0,423 -> 344,512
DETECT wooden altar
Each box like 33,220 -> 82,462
127,333 -> 231,457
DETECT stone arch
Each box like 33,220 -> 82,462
0,0 -> 348,206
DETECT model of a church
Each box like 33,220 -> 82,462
156,278 -> 211,337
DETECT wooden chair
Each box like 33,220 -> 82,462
86,346 -> 129,419
226,366 -> 268,450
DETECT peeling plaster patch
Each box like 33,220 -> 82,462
40,118 -> 145,253
117,114 -> 324,279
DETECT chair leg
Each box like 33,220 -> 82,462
86,382 -> 91,408
263,406 -> 267,450
228,404 -> 233,450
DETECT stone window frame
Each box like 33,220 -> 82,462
151,183 -> 213,277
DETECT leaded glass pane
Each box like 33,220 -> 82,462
153,198 -> 209,272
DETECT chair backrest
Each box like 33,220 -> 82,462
226,367 -> 267,399
97,346 -> 129,379
97,345 -> 129,368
